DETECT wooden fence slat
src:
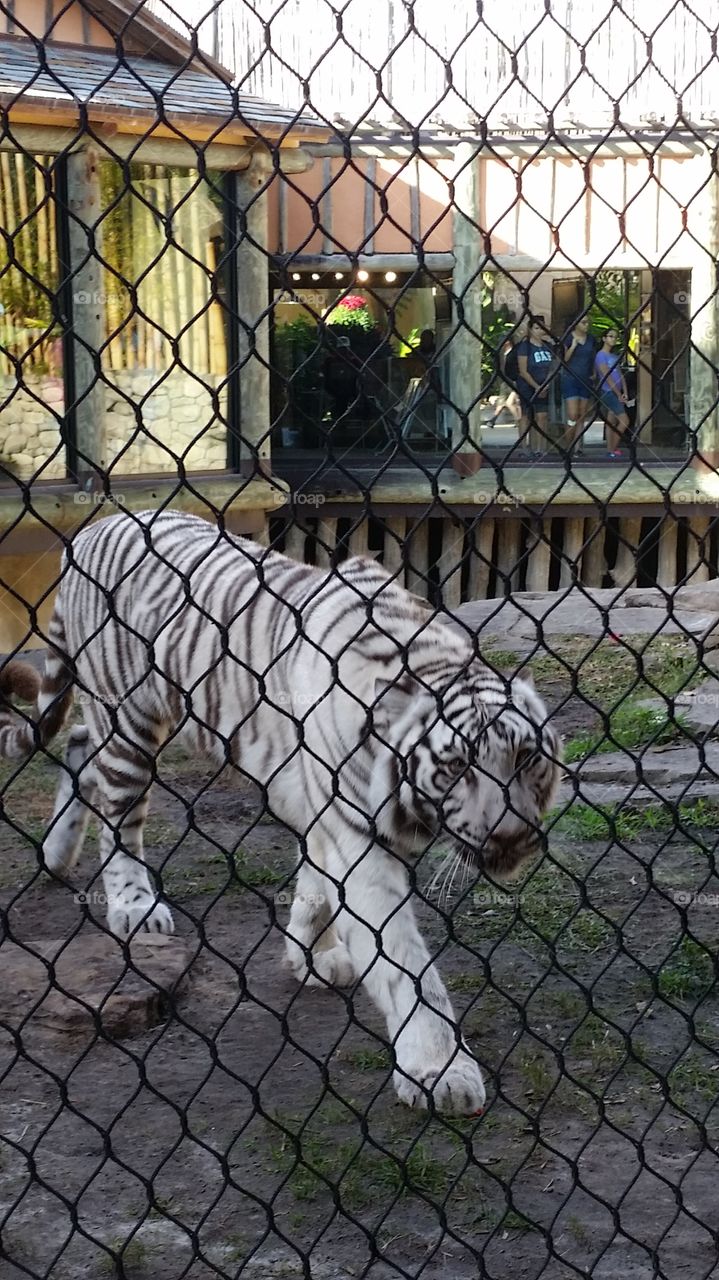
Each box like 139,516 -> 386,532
526,518 -> 553,592
406,518 -> 430,597
612,517 -> 641,589
656,515 -> 679,590
438,517 -> 465,610
468,518 -> 494,600
582,518 -> 606,587
348,518 -> 370,558
284,520 -> 307,562
315,517 -> 338,568
495,517 -> 521,594
685,515 -> 711,583
560,517 -> 584,589
383,515 -> 405,579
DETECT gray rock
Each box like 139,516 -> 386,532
0,932 -> 196,1039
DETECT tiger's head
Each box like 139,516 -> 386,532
371,657 -> 562,882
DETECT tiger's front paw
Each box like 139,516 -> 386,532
107,896 -> 175,938
394,1049 -> 486,1115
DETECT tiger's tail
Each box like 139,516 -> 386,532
0,599 -> 75,760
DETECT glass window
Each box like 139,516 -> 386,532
0,151 -> 65,481
270,275 -> 444,454
98,162 -> 229,476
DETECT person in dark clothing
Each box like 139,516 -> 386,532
516,316 -> 556,457
561,315 -> 596,455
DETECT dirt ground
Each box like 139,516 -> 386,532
0,638 -> 718,1280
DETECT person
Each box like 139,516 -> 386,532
516,316 -> 556,458
486,334 -> 522,426
561,314 -> 596,455
594,328 -> 630,458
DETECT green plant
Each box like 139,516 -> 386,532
325,293 -> 381,334
563,701 -> 687,763
658,937 -> 715,1002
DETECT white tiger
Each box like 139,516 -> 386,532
0,510 -> 561,1114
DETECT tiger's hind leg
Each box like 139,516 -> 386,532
43,725 -> 98,878
285,855 -> 355,988
92,721 -> 174,937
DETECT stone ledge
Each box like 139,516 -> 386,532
0,932 -> 197,1039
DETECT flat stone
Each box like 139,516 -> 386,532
569,741 -> 719,786
0,932 -> 196,1039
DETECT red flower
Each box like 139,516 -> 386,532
339,294 -> 368,311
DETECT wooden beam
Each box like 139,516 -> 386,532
468,519 -> 494,599
560,517 -> 584,589
691,151 -> 719,469
236,151 -> 273,478
612,517 -> 642,588
525,518 -> 552,592
66,145 -> 104,489
450,142 -> 483,458
582,518 -> 606,587
685,515 -> 711,583
406,518 -> 429,596
656,515 -> 679,590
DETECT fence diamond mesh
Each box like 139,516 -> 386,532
0,1 -> 718,1278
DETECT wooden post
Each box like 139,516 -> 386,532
612,516 -> 642,588
691,151 -> 719,470
685,515 -> 711,583
406,519 -> 430,597
560,517 -> 584,589
348,517 -> 371,558
582,518 -> 606,588
525,518 -> 552,592
656,515 -> 679,590
284,518 -> 307,562
383,516 -> 405,579
495,516 -> 522,594
236,150 -> 273,478
450,143 -> 484,465
438,517 -> 465,611
67,145 -> 105,488
636,269 -> 654,445
468,518 -> 494,600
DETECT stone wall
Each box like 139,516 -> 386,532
0,370 -> 229,480
0,376 -> 66,480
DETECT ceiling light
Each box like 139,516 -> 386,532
292,272 -> 301,281
334,271 -> 345,280
384,270 -> 397,283
357,269 -> 370,282
311,272 -> 320,281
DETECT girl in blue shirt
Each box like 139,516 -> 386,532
594,329 -> 630,458
561,315 -> 596,455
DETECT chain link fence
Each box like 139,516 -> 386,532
0,2 -> 718,1278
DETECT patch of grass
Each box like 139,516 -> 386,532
519,1051 -> 555,1097
209,846 -> 287,890
341,1047 -> 391,1071
529,634 -> 703,712
563,701 -> 687,763
501,1210 -> 538,1234
566,1214 -> 593,1247
658,937 -> 715,1002
566,1014 -> 625,1078
446,972 -> 482,993
481,648 -> 521,670
552,797 -> 719,843
669,1051 -> 719,1104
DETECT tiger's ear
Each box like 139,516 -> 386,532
373,675 -> 421,720
517,666 -> 535,689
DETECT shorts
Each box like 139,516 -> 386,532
561,375 -> 593,401
516,378 -> 550,410
599,388 -> 624,417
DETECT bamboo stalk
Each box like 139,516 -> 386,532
315,516 -> 338,568
189,185 -> 210,375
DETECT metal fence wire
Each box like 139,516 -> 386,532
1,1 -> 719,1277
